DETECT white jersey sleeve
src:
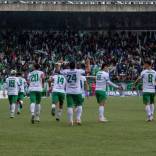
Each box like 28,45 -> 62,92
80,76 -> 87,97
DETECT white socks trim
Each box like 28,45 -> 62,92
67,108 -> 73,123
52,104 -> 55,108
99,106 -> 104,120
30,103 -> 35,116
35,104 -> 41,116
76,106 -> 83,121
150,104 -> 154,115
145,104 -> 151,117
11,103 -> 16,113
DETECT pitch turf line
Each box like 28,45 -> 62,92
0,96 -> 156,156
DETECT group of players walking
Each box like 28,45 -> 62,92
3,60 -> 156,125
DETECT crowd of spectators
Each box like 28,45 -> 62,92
0,30 -> 156,81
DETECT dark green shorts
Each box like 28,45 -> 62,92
52,92 -> 65,105
143,92 -> 155,105
82,97 -> 85,103
95,90 -> 107,104
8,95 -> 18,104
29,91 -> 42,104
66,94 -> 83,107
18,92 -> 25,100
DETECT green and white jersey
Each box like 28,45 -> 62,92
5,76 -> 20,95
96,71 -> 109,91
18,77 -> 27,93
80,76 -> 86,97
140,69 -> 156,93
96,70 -> 118,91
61,69 -> 85,94
28,70 -> 45,92
51,74 -> 66,93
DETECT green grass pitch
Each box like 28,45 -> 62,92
0,96 -> 156,156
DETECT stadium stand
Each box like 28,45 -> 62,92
0,30 -> 156,81
0,0 -> 156,4
0,0 -> 156,91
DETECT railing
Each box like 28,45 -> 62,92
0,0 -> 156,5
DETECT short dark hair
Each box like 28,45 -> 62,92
69,61 -> 75,69
34,64 -> 40,70
17,72 -> 22,76
144,60 -> 151,66
101,63 -> 108,70
54,69 -> 60,75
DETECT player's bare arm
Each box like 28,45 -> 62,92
133,76 -> 141,88
48,77 -> 54,92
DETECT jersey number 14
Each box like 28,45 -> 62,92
57,76 -> 64,85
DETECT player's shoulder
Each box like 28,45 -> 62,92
149,69 -> 156,76
18,76 -> 22,80
6,77 -> 9,81
37,70 -> 44,74
75,69 -> 85,74
53,74 -> 59,78
143,69 -> 156,74
60,74 -> 66,78
96,70 -> 102,75
29,71 -> 33,75
141,69 -> 147,74
76,68 -> 84,72
81,75 -> 86,81
151,69 -> 156,73
61,69 -> 69,73
21,77 -> 26,81
31,70 -> 41,73
101,71 -> 109,76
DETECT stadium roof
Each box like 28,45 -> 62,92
0,0 -> 156,5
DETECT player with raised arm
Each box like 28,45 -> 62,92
134,60 -> 156,122
61,61 -> 85,126
28,64 -> 45,124
77,63 -> 89,102
4,70 -> 20,118
48,69 -> 66,121
80,75 -> 89,103
16,72 -> 27,114
96,63 -> 122,122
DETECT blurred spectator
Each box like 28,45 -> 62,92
1,30 -> 156,81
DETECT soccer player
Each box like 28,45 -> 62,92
16,72 -> 27,114
80,75 -> 89,103
28,64 -> 45,124
48,70 -> 66,121
96,63 -> 122,122
74,75 -> 89,117
4,70 -> 20,118
134,60 -> 156,121
77,63 -> 89,101
61,61 -> 85,126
